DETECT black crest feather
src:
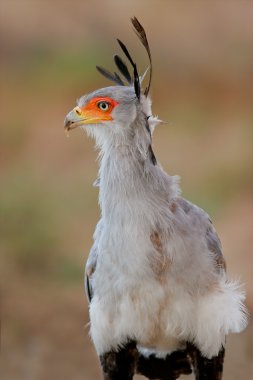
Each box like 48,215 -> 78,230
114,55 -> 132,84
96,17 -> 152,100
113,72 -> 125,85
117,38 -> 140,99
96,66 -> 124,86
116,38 -> 135,66
131,17 -> 152,96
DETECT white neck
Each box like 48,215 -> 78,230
98,143 -> 180,228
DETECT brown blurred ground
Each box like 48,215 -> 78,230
1,1 -> 252,379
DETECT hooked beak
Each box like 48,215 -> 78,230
64,100 -> 115,133
64,106 -> 89,132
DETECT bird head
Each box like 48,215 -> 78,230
65,85 -> 140,141
64,17 -> 160,154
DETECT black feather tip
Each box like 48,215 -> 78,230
131,17 -> 152,96
114,55 -> 132,84
96,17 -> 152,100
96,66 -> 124,86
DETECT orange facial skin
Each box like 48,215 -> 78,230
80,97 -> 119,122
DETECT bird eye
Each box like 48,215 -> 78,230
97,101 -> 110,111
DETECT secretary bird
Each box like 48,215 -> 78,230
64,18 -> 247,380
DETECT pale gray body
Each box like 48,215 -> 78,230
64,19 -> 248,378
66,85 -> 247,359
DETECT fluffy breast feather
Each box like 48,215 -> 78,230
86,177 -> 247,358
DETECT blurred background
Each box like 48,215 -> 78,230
1,1 -> 252,379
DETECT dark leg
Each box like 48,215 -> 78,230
99,341 -> 224,380
99,341 -> 138,380
137,349 -> 192,379
188,344 -> 225,380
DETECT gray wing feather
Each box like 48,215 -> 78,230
84,245 -> 97,303
205,223 -> 226,271
177,198 -> 226,272
84,219 -> 103,303
85,272 -> 93,303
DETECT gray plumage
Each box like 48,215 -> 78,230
64,17 -> 247,379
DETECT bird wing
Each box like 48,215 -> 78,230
177,197 -> 226,273
85,245 -> 97,303
84,219 -> 104,303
